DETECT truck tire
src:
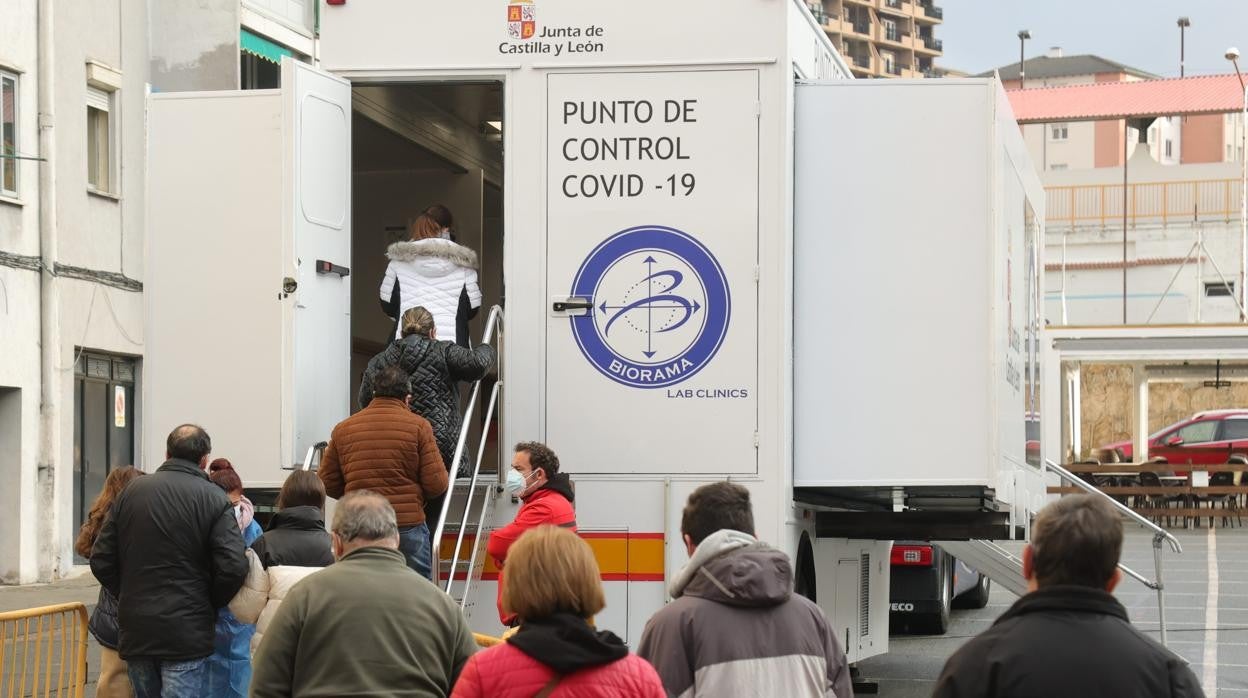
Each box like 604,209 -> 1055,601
794,533 -> 816,603
955,573 -> 990,609
925,557 -> 953,634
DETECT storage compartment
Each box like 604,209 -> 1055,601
792,80 -> 1044,532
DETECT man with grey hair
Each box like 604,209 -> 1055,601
252,491 -> 476,697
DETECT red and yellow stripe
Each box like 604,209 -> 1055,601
439,531 -> 665,582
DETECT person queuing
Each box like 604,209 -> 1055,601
319,365 -> 448,578
487,442 -> 577,626
637,482 -> 853,698
452,525 -> 665,698
203,459 -> 264,697
229,470 -> 334,654
359,305 -> 495,493
75,466 -> 144,698
90,425 -> 248,698
380,208 -> 482,347
251,491 -> 477,698
933,494 -> 1203,697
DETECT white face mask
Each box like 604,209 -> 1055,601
233,503 -> 242,521
440,228 -> 452,240
506,468 -> 535,495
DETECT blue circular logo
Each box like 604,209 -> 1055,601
569,225 -> 730,389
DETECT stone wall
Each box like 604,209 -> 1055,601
1078,363 -> 1248,459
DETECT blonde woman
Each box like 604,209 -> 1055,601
451,526 -> 664,698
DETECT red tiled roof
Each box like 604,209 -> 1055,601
1006,74 -> 1245,124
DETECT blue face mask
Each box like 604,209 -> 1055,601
506,468 -> 535,495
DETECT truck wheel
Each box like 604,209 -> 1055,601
794,532 -> 816,603
926,558 -> 953,634
956,573 -> 990,609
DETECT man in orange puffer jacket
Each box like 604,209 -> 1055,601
487,442 -> 577,626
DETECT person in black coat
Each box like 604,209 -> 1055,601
250,470 -> 334,569
358,305 -> 495,471
90,424 -> 249,697
933,494 -> 1203,698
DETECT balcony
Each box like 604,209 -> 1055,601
885,62 -> 903,76
806,3 -> 828,24
924,3 -> 943,19
923,35 -> 943,51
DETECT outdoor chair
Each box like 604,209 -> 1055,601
1139,471 -> 1189,528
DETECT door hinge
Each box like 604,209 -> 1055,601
754,266 -> 760,283
754,101 -> 762,118
753,431 -> 759,448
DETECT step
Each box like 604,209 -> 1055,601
937,539 -> 1028,598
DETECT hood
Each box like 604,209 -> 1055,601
386,239 -> 478,274
237,495 -> 256,531
671,529 -> 793,608
508,612 -> 628,675
269,505 -> 326,532
526,472 -> 575,504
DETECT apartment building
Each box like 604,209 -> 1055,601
0,0 -> 321,585
808,0 -> 944,79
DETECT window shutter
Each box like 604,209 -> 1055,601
86,86 -> 111,112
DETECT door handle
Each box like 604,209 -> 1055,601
552,300 -> 593,313
316,260 -> 350,277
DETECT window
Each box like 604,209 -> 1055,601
1175,420 -> 1218,444
86,86 -> 115,194
1,71 -> 16,197
1050,123 -> 1068,141
1165,139 -> 1173,158
1220,419 -> 1248,441
1205,280 -> 1235,297
883,20 -> 898,42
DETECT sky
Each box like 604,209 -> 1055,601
938,0 -> 1248,78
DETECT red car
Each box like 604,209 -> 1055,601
1100,409 -> 1248,464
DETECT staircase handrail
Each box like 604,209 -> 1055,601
446,380 -> 503,604
1046,458 -> 1181,646
431,305 -> 504,586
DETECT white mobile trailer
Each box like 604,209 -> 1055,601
143,0 -> 1041,664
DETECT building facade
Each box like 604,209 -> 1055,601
808,0 -> 943,79
1,0 -> 318,584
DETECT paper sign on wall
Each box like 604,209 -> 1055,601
114,385 -> 126,428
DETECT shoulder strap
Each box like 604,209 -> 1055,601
533,675 -> 562,698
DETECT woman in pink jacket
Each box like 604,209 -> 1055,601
452,526 -> 664,698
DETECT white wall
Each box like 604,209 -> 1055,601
0,0 -> 148,582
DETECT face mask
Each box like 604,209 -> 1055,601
232,504 -> 242,521
506,468 -> 534,495
440,228 -> 452,240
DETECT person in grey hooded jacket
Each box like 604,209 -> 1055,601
637,482 -> 853,698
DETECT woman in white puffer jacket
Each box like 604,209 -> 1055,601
228,471 -> 335,653
380,210 -> 482,347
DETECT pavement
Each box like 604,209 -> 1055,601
858,526 -> 1248,697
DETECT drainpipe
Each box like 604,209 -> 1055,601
37,0 -> 62,581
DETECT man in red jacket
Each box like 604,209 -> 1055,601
487,441 -> 577,625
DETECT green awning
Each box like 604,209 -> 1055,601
241,29 -> 291,65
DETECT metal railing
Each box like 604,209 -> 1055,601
0,603 -> 88,698
433,304 -> 504,607
1046,459 -> 1183,646
1046,178 -> 1243,230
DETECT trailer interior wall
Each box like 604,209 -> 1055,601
793,80 -> 1045,530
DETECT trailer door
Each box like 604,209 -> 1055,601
282,60 -> 352,465
545,69 -> 760,475
145,59 -> 351,484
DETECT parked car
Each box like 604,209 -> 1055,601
1099,409 -> 1248,465
889,542 -> 989,634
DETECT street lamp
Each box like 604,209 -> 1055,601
1018,30 -> 1031,84
1178,17 -> 1190,76
1227,47 -> 1247,321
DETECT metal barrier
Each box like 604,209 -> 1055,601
1046,178 -> 1242,230
0,603 -> 88,698
433,304 -> 504,607
1046,459 -> 1183,647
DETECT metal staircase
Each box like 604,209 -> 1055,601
937,539 -> 1028,597
432,305 -> 504,610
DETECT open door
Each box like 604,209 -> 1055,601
282,59 -> 353,467
145,59 -> 351,487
